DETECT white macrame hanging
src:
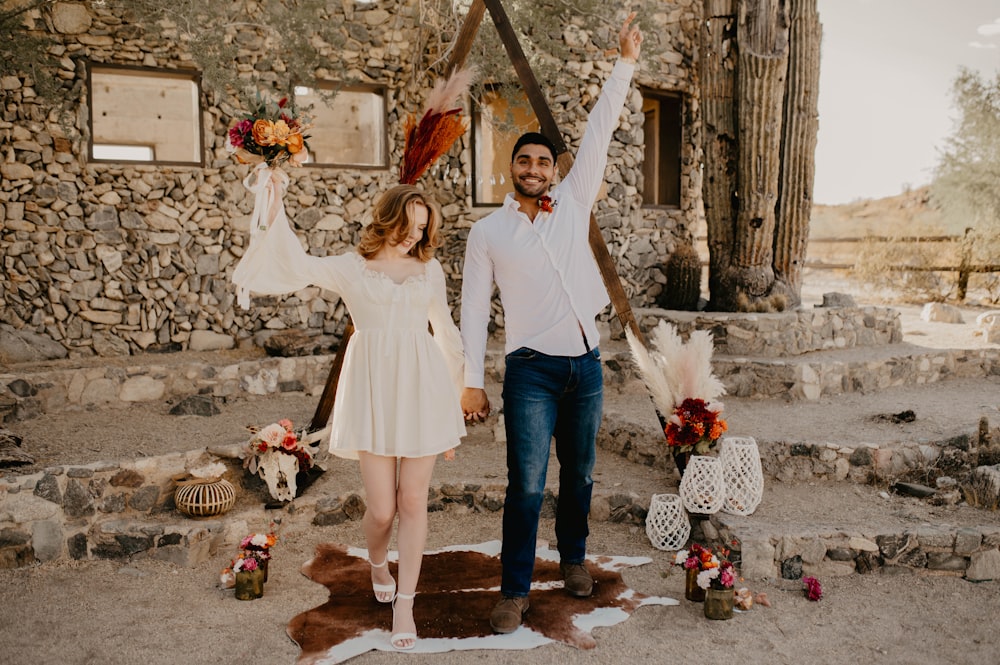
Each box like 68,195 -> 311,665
719,436 -> 764,516
679,455 -> 726,514
645,493 -> 690,551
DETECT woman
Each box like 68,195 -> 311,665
233,183 -> 466,650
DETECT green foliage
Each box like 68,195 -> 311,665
931,67 -> 1000,303
0,1 -> 63,103
107,0 -> 347,105
448,0 -> 666,116
5,0 -> 669,117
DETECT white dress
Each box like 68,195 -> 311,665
231,198 -> 466,460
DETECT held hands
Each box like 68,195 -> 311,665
461,387 -> 491,424
619,11 -> 643,62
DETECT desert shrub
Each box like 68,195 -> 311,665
852,237 -> 959,304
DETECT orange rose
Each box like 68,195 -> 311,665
285,133 -> 304,154
253,119 -> 276,146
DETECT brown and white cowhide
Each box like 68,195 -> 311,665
287,540 -> 676,664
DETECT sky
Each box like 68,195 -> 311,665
814,0 -> 1000,204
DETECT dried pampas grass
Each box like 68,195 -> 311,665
625,321 -> 726,416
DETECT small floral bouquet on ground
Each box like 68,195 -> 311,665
220,525 -> 279,588
675,542 -> 736,590
626,320 -> 728,456
226,93 -> 311,168
243,419 -> 321,501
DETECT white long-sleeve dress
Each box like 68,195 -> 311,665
232,199 -> 466,460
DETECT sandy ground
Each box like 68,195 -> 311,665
1,510 -> 998,665
1,279 -> 999,665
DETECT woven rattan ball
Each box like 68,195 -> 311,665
175,478 -> 236,518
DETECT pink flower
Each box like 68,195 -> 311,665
720,567 -> 736,588
228,120 -> 252,149
803,576 -> 822,601
242,557 -> 258,572
258,423 -> 285,448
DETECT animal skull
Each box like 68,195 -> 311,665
256,449 -> 299,502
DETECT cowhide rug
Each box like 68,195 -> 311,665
287,540 -> 676,664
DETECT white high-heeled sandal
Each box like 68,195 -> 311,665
370,558 -> 396,604
390,592 -> 417,651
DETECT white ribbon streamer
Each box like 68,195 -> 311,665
232,164 -> 290,309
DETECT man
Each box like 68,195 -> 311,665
460,12 -> 643,634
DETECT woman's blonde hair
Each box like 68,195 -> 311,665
357,184 -> 443,262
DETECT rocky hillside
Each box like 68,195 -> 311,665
809,186 -> 951,239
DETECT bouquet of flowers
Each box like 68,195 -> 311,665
226,93 -> 311,168
675,542 -> 736,590
220,525 -> 279,588
243,419 -> 321,501
626,320 -> 728,455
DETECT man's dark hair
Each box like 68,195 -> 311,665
511,132 -> 558,163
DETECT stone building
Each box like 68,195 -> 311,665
0,1 -> 704,360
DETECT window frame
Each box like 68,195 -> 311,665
639,88 -> 683,209
87,62 -> 205,167
297,81 -> 389,170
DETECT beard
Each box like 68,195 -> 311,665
512,177 -> 550,199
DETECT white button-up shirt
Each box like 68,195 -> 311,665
461,60 -> 635,389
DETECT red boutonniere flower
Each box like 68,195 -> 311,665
538,195 -> 555,213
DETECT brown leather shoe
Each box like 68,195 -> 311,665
490,595 -> 530,634
560,562 -> 594,597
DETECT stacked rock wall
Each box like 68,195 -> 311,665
1,1 -> 704,361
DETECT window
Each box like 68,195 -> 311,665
472,88 -> 539,206
296,83 -> 387,168
88,64 -> 203,165
641,91 -> 682,207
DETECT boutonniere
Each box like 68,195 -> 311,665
538,194 -> 556,213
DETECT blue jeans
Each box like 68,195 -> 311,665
500,346 -> 603,597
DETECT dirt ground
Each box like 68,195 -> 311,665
1,288 -> 999,665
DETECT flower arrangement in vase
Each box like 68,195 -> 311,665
675,542 -> 736,618
243,419 -> 320,502
221,525 -> 279,600
626,321 -> 727,475
220,526 -> 278,600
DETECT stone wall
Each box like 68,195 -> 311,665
1,1 -> 704,361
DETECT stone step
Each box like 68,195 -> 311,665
709,344 -> 1000,400
706,480 -> 1000,584
5,437 -> 998,586
597,374 -> 1000,483
3,322 -> 998,424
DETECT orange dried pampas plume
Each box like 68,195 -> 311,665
400,68 -> 475,185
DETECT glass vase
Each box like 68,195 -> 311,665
235,568 -> 265,600
703,588 -> 734,620
684,567 -> 706,602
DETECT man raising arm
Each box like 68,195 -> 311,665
460,11 -> 643,634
